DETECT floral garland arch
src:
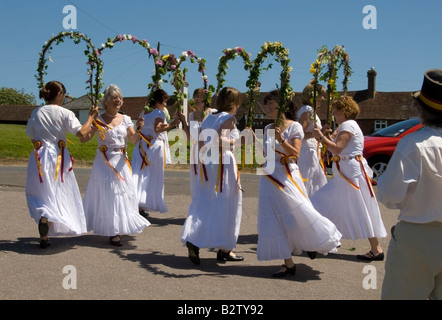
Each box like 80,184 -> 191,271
36,31 -> 103,104
161,50 -> 215,113
246,41 -> 294,127
96,34 -> 164,107
216,47 -> 252,94
310,45 -> 352,126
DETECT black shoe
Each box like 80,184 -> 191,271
139,209 -> 149,219
356,251 -> 384,261
216,250 -> 244,262
272,264 -> 296,278
109,235 -> 122,246
39,239 -> 50,249
38,218 -> 49,237
186,241 -> 200,265
306,251 -> 317,260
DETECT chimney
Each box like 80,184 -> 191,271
367,67 -> 377,98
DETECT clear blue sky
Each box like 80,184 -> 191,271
1,0 -> 441,105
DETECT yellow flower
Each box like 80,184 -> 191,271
328,79 -> 335,85
162,54 -> 170,61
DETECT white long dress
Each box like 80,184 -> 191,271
83,114 -> 150,236
187,109 -> 216,198
296,105 -> 328,197
310,120 -> 387,240
132,109 -> 171,213
25,104 -> 87,236
181,112 -> 242,251
257,121 -> 341,261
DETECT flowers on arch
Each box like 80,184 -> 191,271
216,47 -> 252,94
309,44 -> 352,124
163,50 -> 215,112
36,31 -> 103,104
246,41 -> 294,127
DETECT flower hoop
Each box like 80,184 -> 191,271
247,41 -> 294,127
36,31 -> 103,104
216,47 -> 252,94
97,34 -> 162,104
166,50 -> 215,112
310,45 -> 352,125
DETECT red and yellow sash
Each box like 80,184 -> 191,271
138,133 -> 152,170
99,145 -> 125,181
331,155 -> 374,198
33,140 -> 43,183
54,140 -> 66,182
93,119 -> 112,140
355,155 -> 375,197
277,150 -> 307,198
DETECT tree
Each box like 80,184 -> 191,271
0,87 -> 37,105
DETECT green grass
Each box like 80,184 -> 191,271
0,124 -> 135,166
0,124 -> 259,171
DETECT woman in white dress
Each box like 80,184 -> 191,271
311,95 -> 387,261
131,89 -> 181,215
181,87 -> 244,265
83,84 -> 150,246
296,83 -> 328,197
253,91 -> 341,277
181,88 -> 217,199
26,81 -> 98,248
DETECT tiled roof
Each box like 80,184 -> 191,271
0,90 -> 418,124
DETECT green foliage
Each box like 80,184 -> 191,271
0,87 -> 36,105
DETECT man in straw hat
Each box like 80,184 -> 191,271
378,69 -> 442,300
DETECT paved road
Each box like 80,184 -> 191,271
0,165 -> 399,304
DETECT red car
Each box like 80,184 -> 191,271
363,118 -> 422,183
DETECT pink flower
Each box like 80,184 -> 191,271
117,34 -> 123,42
155,60 -> 163,66
187,50 -> 195,57
132,35 -> 137,43
171,65 -> 176,70
236,47 -> 243,53
150,48 -> 159,55
95,49 -> 101,56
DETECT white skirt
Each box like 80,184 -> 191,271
181,151 -> 243,251
132,139 -> 167,213
297,140 -> 328,197
257,161 -> 341,261
83,149 -> 150,236
311,158 -> 387,240
25,144 -> 87,236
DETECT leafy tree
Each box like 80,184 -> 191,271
0,87 -> 36,105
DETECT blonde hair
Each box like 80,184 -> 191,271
215,87 -> 242,113
333,95 -> 360,120
101,84 -> 123,109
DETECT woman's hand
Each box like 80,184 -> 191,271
89,105 -> 99,119
275,126 -> 283,143
312,128 -> 323,140
136,117 -> 144,132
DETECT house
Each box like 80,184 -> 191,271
0,104 -> 38,125
0,69 -> 419,135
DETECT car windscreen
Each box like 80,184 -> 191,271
370,118 -> 420,137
